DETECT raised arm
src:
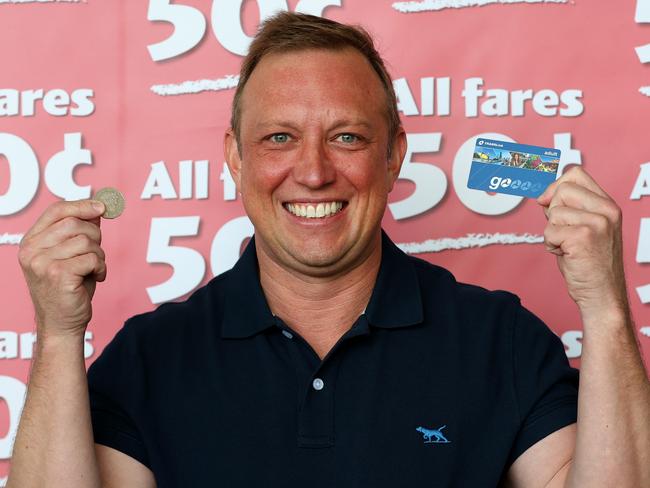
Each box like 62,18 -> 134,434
507,167 -> 650,487
7,200 -> 155,488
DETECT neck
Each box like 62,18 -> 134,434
257,234 -> 382,359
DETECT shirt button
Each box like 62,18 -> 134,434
281,330 -> 293,339
312,378 -> 324,391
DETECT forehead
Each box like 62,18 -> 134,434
239,48 -> 387,126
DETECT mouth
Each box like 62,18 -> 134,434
283,201 -> 347,219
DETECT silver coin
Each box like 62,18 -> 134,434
93,187 -> 125,219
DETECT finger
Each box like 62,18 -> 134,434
562,166 -> 609,197
59,252 -> 107,283
543,223 -> 575,256
44,235 -> 106,263
25,200 -> 105,239
546,205 -> 610,232
544,182 -> 619,223
543,222 -> 598,258
28,237 -> 105,280
538,166 -> 608,205
29,217 -> 102,250
537,179 -> 561,207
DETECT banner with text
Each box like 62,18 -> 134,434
1,0 -> 649,478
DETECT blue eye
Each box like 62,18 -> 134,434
270,133 -> 290,143
337,133 -> 358,143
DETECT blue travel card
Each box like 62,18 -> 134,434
467,138 -> 561,198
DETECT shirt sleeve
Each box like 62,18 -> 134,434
507,302 -> 579,466
87,319 -> 150,468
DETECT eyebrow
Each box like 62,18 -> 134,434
253,119 -> 374,132
252,121 -> 301,132
329,119 -> 374,131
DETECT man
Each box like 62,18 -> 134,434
7,12 -> 650,488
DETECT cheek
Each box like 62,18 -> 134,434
338,154 -> 390,193
242,152 -> 291,194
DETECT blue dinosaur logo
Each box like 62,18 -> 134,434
416,425 -> 451,444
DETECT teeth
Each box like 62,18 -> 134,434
285,201 -> 344,219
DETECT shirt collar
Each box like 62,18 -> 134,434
220,231 -> 423,339
220,236 -> 276,339
364,231 -> 424,329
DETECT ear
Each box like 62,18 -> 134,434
224,128 -> 243,193
387,128 -> 407,191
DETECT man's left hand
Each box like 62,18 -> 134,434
537,166 -> 628,320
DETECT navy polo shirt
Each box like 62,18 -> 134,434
88,232 -> 578,487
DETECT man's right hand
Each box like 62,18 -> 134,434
9,199 -> 156,488
18,200 -> 107,339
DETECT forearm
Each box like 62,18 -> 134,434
7,331 -> 101,488
565,306 -> 650,488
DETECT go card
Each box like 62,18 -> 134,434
467,138 -> 561,198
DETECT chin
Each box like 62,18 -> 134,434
292,248 -> 341,268
281,239 -> 347,269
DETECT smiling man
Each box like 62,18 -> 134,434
223,40 -> 405,359
8,12 -> 650,488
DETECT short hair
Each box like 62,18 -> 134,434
230,12 -> 401,157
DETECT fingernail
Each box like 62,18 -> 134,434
92,201 -> 105,212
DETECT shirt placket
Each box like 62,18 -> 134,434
274,315 -> 369,449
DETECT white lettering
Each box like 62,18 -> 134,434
210,216 -> 254,276
388,132 -> 446,220
637,219 -> 650,304
562,330 -> 582,359
630,162 -> 650,199
559,89 -> 584,116
532,89 -> 559,116
463,80 -> 583,118
0,133 -> 40,216
481,89 -> 509,116
179,160 -> 193,199
0,376 -> 26,459
44,132 -> 93,201
436,77 -> 451,116
462,77 -> 484,117
19,332 -> 36,360
0,331 -> 92,360
0,332 -> 17,359
194,160 -> 209,199
0,88 -> 95,117
147,0 -> 207,61
141,161 -> 178,199
42,89 -> 70,116
0,89 -> 19,116
20,89 -> 44,117
220,162 -> 237,201
393,78 -> 419,116
146,217 -> 206,304
510,89 -> 533,117
70,89 -> 95,116
141,160 -> 210,200
420,77 -> 434,116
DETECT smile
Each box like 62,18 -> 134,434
283,201 -> 346,219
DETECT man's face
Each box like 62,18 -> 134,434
225,48 -> 406,276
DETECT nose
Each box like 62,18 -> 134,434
291,136 -> 336,189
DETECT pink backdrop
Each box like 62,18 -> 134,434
1,0 -> 649,479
